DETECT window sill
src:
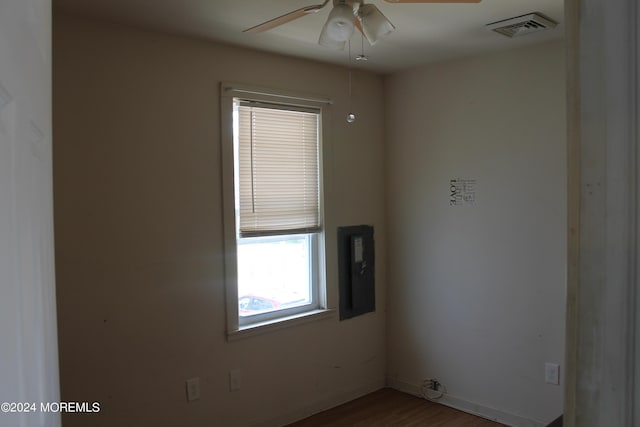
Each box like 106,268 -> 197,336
227,308 -> 336,341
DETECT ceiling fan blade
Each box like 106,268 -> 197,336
244,2 -> 329,33
385,0 -> 481,3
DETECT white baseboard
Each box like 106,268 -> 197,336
251,378 -> 386,427
386,377 -> 547,427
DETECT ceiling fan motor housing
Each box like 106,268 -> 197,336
334,0 -> 363,13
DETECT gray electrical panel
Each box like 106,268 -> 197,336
337,225 -> 375,320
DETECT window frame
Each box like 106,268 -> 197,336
220,82 -> 333,338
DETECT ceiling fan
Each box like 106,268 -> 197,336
244,0 -> 481,50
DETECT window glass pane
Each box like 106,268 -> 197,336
237,234 -> 312,318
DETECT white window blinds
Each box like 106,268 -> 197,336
237,102 -> 321,237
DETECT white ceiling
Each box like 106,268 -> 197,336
53,0 -> 564,74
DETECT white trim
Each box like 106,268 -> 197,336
565,0 -> 639,425
226,87 -> 333,105
222,82 -> 333,107
221,89 -> 240,333
227,309 -> 336,341
387,378 -> 546,427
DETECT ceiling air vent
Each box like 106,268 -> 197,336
486,13 -> 557,38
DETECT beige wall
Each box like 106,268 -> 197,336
385,41 -> 566,426
53,14 -> 386,427
54,11 -> 568,427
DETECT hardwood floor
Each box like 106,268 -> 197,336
287,388 -> 505,427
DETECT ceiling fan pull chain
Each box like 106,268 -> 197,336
357,15 -> 368,61
347,39 -> 356,123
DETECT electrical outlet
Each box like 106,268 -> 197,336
186,377 -> 200,401
229,369 -> 242,392
424,378 -> 440,391
422,378 -> 445,401
545,363 -> 560,385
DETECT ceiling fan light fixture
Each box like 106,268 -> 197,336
318,3 -> 356,49
358,4 -> 395,45
318,32 -> 348,49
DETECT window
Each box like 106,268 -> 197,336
221,84 -> 331,334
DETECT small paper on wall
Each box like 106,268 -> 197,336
449,178 -> 476,206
